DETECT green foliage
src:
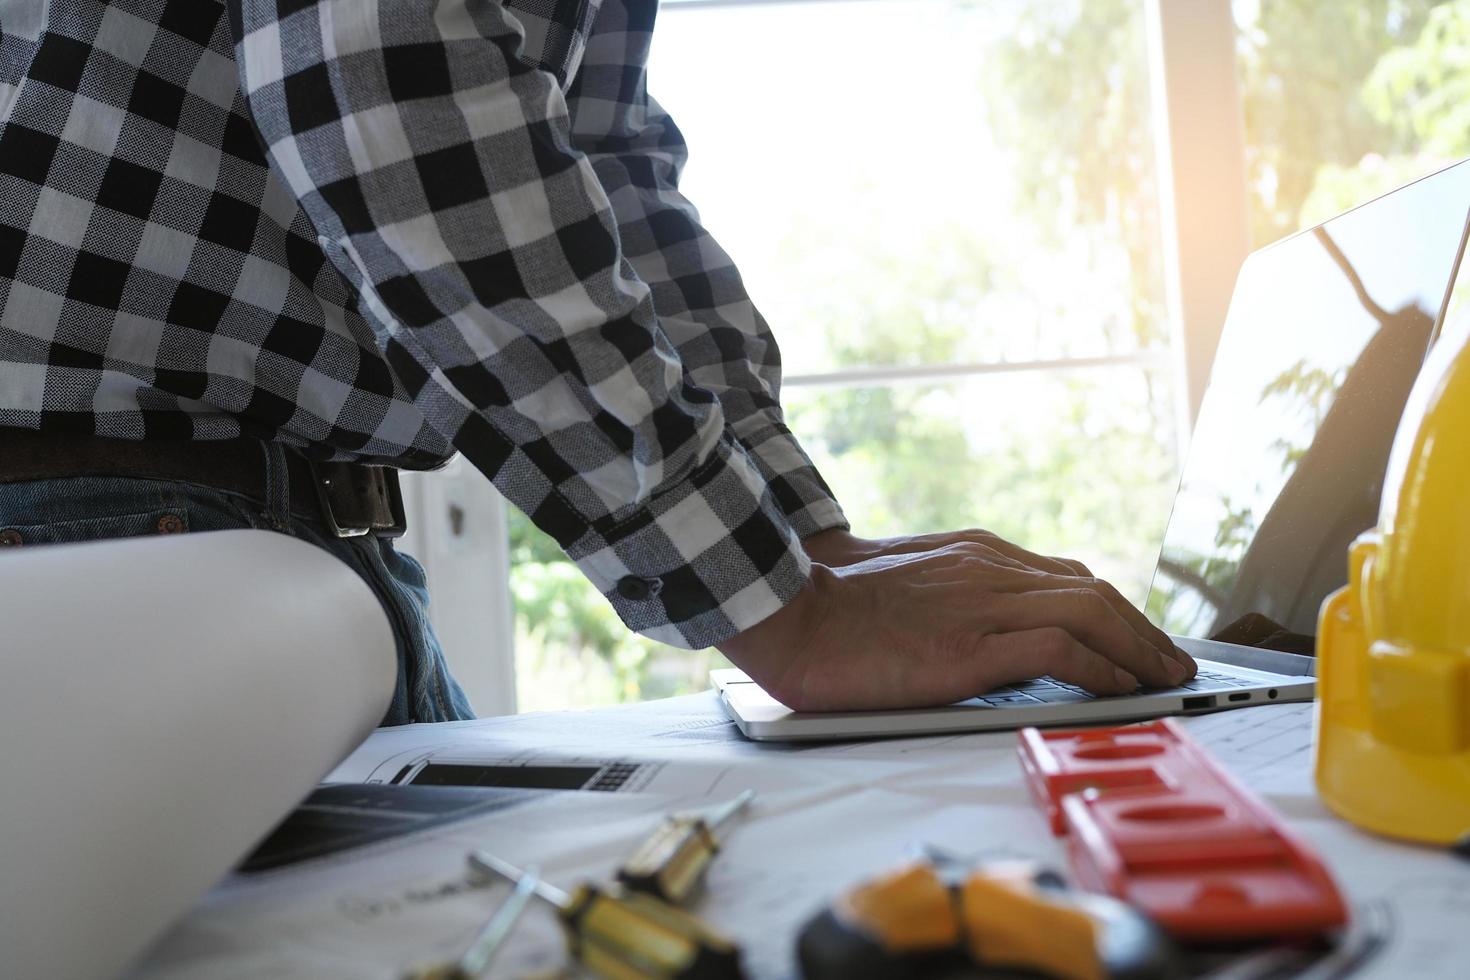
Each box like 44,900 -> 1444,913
507,505 -> 734,708
786,226 -> 1178,600
981,0 -> 1164,349
507,507 -> 658,705
1364,0 -> 1470,155
1212,496 -> 1258,556
1146,492 -> 1255,631
1259,360 -> 1347,471
506,506 -> 568,566
1239,0 -> 1442,244
793,386 -> 986,540
1296,155 -> 1452,228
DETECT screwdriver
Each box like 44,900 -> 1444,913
468,851 -> 747,980
617,790 -> 756,904
403,865 -> 540,980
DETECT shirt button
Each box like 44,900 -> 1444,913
0,529 -> 22,547
616,575 -> 661,601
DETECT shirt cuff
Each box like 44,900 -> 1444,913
563,436 -> 812,649
730,417 -> 849,540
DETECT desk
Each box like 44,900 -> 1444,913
131,695 -> 1470,979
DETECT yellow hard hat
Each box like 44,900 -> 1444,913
1315,314 -> 1470,846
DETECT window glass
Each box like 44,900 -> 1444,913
653,0 -> 1164,373
783,366 -> 1177,601
1236,0 -> 1469,243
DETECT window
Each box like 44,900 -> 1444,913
469,0 -> 1470,712
511,0 -> 1176,710
1236,0 -> 1469,244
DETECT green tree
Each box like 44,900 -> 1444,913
1239,0 -> 1442,244
1363,0 -> 1470,155
985,1 -> 1447,250
982,0 -> 1164,349
506,508 -> 652,704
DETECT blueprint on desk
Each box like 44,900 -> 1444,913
129,696 -> 1470,980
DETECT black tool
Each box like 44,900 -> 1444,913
797,859 -> 1183,980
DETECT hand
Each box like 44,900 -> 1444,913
804,527 -> 1192,681
718,540 -> 1195,712
804,527 -> 1091,576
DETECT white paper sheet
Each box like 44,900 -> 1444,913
1181,701 -> 1319,799
0,530 -> 397,980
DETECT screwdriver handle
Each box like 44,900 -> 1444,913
470,851 -> 747,980
561,883 -> 746,980
618,791 -> 756,904
616,818 -> 720,904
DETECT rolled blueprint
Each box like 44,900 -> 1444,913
0,529 -> 396,980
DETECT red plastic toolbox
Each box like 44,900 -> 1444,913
1017,718 -> 1347,941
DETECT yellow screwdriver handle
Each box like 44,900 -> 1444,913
617,818 -> 720,904
561,884 -> 745,980
617,790 -> 755,904
467,851 -> 745,980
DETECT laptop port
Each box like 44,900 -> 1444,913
1228,692 -> 1251,702
1182,695 -> 1216,710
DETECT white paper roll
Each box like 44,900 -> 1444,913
0,529 -> 396,980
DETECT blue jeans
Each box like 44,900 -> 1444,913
0,450 -> 474,726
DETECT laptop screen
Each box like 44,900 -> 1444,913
1147,160 -> 1470,653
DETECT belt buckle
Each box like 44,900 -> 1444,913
309,461 -> 407,539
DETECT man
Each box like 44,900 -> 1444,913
0,0 -> 1194,725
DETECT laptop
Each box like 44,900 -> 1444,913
715,158 -> 1470,741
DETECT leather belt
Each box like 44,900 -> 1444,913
0,429 -> 406,538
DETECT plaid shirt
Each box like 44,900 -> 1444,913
0,0 -> 847,648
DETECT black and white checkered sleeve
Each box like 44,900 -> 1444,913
226,0 -> 811,649
567,0 -> 849,541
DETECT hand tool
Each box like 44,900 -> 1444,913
617,790 -> 756,904
468,851 -> 746,980
797,857 -> 1182,980
1019,719 -> 1348,941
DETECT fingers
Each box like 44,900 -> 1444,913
1087,576 -> 1184,667
857,528 -> 1095,581
1056,557 -> 1092,577
896,544 -> 1196,685
989,589 -> 1188,688
929,540 -> 1194,681
1035,574 -> 1196,679
964,532 -> 1082,577
924,529 -> 1097,580
971,628 -> 1138,696
760,552 -> 1194,712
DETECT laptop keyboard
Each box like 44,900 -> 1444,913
976,668 -> 1258,707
